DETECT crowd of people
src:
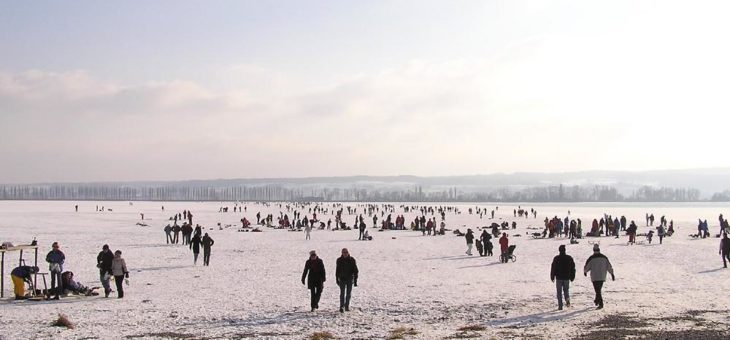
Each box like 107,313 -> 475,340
8,202 -> 730,318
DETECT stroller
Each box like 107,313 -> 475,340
501,245 -> 517,263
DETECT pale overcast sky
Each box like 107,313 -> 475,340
1,1 -> 729,183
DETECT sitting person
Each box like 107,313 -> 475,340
11,265 -> 39,300
47,271 -> 98,296
362,230 -> 373,241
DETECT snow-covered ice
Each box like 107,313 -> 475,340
1,201 -> 730,339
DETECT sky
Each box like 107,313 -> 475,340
1,1 -> 730,183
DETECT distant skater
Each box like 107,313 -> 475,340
720,233 -> 730,268
202,233 -> 214,266
305,223 -> 312,240
465,229 -> 474,256
190,233 -> 202,265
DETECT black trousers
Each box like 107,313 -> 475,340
309,283 -> 323,309
203,251 -> 211,266
114,275 -> 125,298
592,280 -> 604,307
50,271 -> 63,297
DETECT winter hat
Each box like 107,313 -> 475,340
593,244 -> 600,252
558,245 -> 566,253
309,250 -> 316,256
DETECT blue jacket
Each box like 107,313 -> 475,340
46,249 -> 66,271
11,266 -> 33,279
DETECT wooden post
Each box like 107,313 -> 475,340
1,251 -> 4,298
34,247 -> 38,295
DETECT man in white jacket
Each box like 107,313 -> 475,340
584,244 -> 615,309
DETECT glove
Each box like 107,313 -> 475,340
611,274 -> 615,281
584,272 -> 587,277
301,279 -> 305,285
354,280 -> 358,287
125,272 -> 130,279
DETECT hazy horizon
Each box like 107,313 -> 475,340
3,1 -> 730,183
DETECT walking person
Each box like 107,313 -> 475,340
550,245 -> 575,310
358,221 -> 366,240
96,244 -> 115,297
190,233 -> 202,265
46,242 -> 65,300
719,233 -> 730,268
172,223 -> 181,244
305,223 -> 312,240
465,229 -> 474,256
111,250 -> 129,299
301,250 -> 326,312
499,233 -> 509,263
584,244 -> 615,309
202,233 -> 214,266
164,224 -> 173,244
335,248 -> 359,313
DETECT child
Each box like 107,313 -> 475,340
475,239 -> 484,257
111,250 -> 129,298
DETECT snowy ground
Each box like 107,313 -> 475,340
1,201 -> 730,339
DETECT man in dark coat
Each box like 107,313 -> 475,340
302,250 -> 326,311
190,233 -> 202,265
96,244 -> 115,297
719,233 -> 730,268
335,248 -> 359,313
202,233 -> 214,266
465,229 -> 474,256
550,245 -> 576,310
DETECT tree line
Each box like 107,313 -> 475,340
0,183 -> 718,202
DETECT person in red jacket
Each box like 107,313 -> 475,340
499,233 -> 509,263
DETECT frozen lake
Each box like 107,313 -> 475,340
1,200 -> 730,339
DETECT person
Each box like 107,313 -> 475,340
584,244 -> 615,309
359,221 -> 366,240
61,271 -> 98,296
11,265 -> 39,300
499,233 -> 509,263
335,248 -> 359,313
182,223 -> 193,245
172,223 -> 181,244
304,223 -> 312,240
465,229 -> 474,256
657,224 -> 665,245
480,230 -> 492,257
111,250 -> 129,298
720,233 -> 730,268
190,233 -> 202,265
164,224 -> 173,244
302,250 -> 326,312
202,233 -> 214,266
627,221 -> 637,244
97,244 -> 114,297
550,245 -> 575,310
46,242 -> 65,300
